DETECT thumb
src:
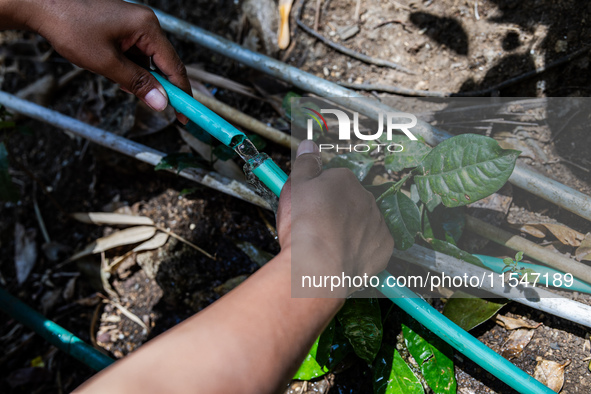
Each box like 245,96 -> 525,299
107,55 -> 168,111
290,140 -> 322,183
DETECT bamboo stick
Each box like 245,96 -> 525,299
191,88 -> 298,150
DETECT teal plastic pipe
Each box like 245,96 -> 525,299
153,72 -> 288,194
151,72 -> 245,147
0,287 -> 114,371
475,254 -> 591,294
156,76 -> 552,393
377,272 -> 553,394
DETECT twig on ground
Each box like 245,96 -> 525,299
100,252 -> 120,301
105,250 -> 134,273
340,45 -> 591,97
57,67 -> 84,90
33,191 -> 51,244
313,0 -> 321,31
298,381 -> 308,394
354,0 -> 361,21
297,2 -> 414,74
544,158 -> 590,173
339,81 -> 446,97
154,225 -> 216,260
549,109 -> 579,143
392,0 -> 411,11
373,20 -> 407,30
105,299 -> 149,334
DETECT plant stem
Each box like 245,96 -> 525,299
376,173 -> 412,203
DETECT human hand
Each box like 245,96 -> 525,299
22,0 -> 190,123
277,141 -> 394,295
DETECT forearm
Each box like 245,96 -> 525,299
0,0 -> 42,30
75,250 -> 344,394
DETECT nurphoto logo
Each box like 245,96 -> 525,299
303,107 -> 419,153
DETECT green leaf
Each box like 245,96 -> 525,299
515,251 -> 524,262
378,192 -> 421,250
293,320 -> 350,380
316,319 -> 335,368
373,345 -> 424,394
154,153 -> 207,173
425,194 -> 442,212
0,120 -> 15,129
337,298 -> 382,364
180,187 -> 201,196
282,91 -> 301,120
325,152 -> 374,182
422,208 -> 434,240
410,184 -> 420,204
415,134 -> 519,208
365,182 -> 396,199
293,336 -> 329,380
443,291 -> 508,331
326,326 -> 353,370
428,239 -> 488,269
0,142 -> 19,202
402,321 -> 456,394
384,136 -> 431,173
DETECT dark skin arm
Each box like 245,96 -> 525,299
0,0 -> 191,122
74,142 -> 394,393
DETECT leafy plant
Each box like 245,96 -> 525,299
502,251 -> 524,272
402,320 -> 456,394
502,251 -> 536,281
295,133 -> 519,393
168,93 -> 521,393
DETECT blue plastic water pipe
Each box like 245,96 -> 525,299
0,287 -> 114,371
155,75 -> 553,393
475,254 -> 591,294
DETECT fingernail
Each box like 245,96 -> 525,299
297,140 -> 319,157
145,88 -> 167,111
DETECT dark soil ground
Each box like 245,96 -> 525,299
1,0 -> 591,393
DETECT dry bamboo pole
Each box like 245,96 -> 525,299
465,215 -> 591,285
190,88 -> 298,150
